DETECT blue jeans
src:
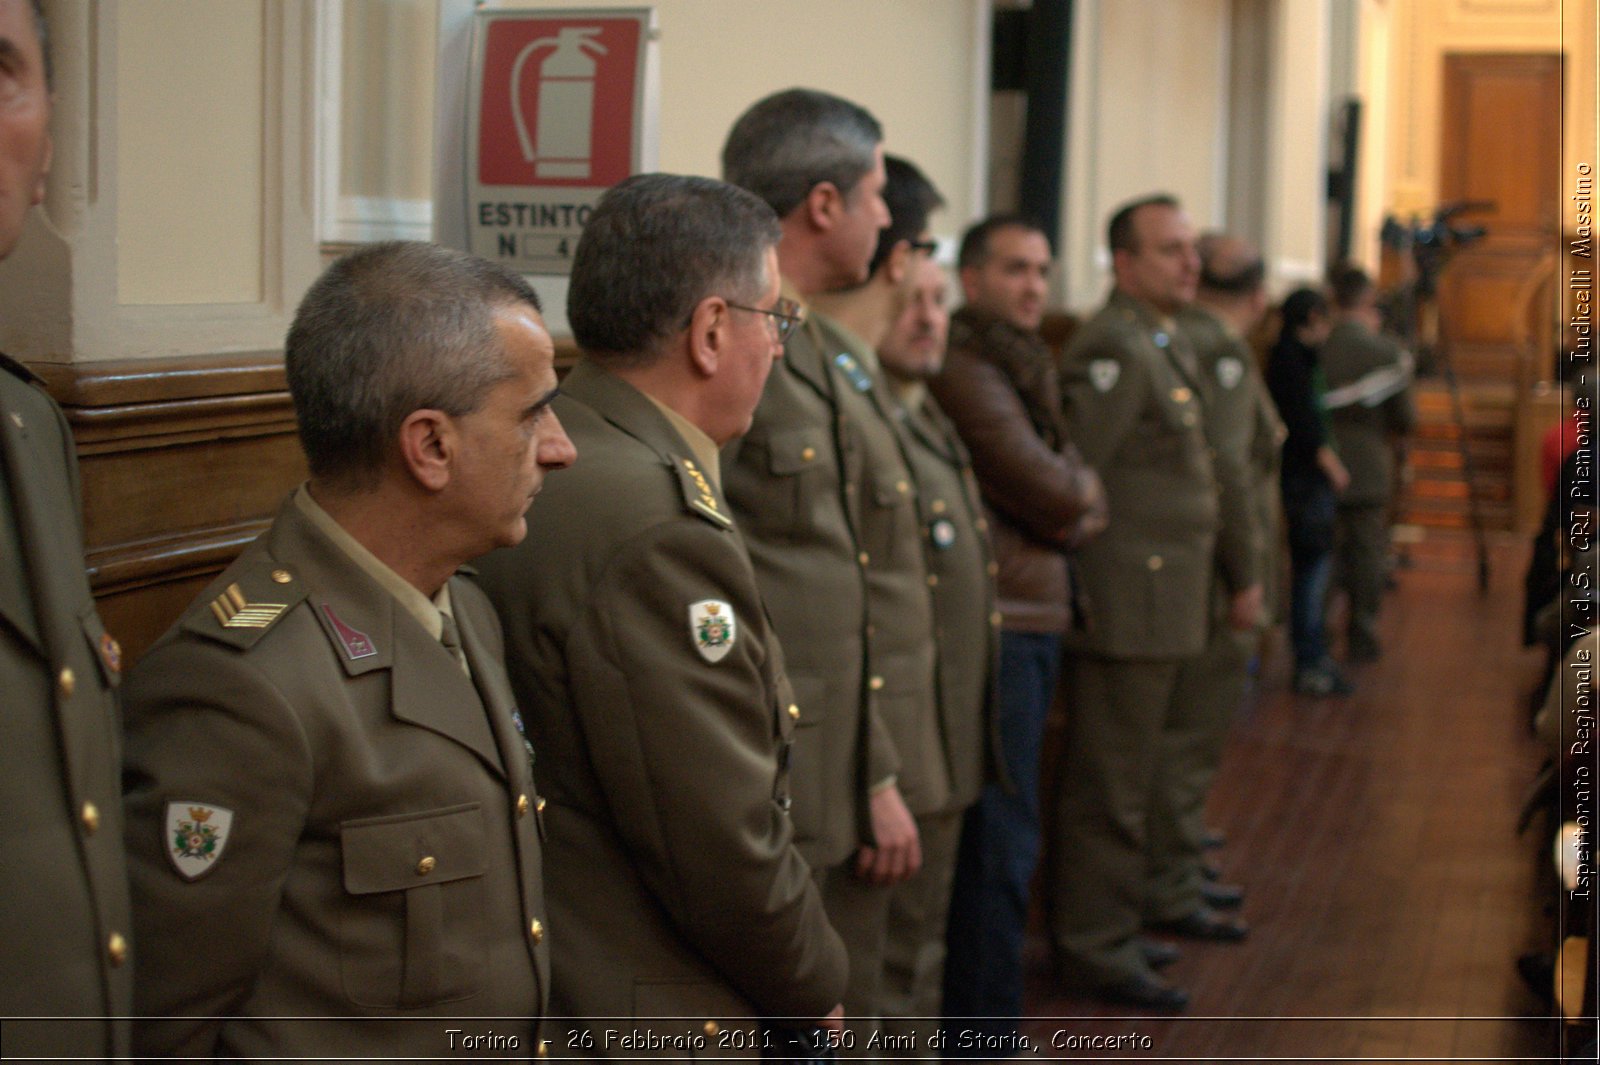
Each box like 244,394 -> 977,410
942,630 -> 1061,1047
1283,471 -> 1337,669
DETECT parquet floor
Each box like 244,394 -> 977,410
1016,532 -> 1571,1062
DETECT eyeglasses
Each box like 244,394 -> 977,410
908,239 -> 938,257
726,297 -> 804,343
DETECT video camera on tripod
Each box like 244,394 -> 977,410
1379,200 -> 1493,298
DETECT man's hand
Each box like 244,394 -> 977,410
1228,583 -> 1264,631
854,784 -> 921,885
1317,445 -> 1350,494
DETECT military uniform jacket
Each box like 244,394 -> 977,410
1177,305 -> 1284,596
0,355 -> 132,1060
1320,321 -> 1417,508
896,391 -> 1002,811
1059,291 -> 1219,659
472,361 -> 848,1048
723,300 -> 894,866
817,317 -> 944,816
123,496 -> 549,1060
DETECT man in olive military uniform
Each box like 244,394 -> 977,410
0,3 -> 134,1056
721,90 -> 922,1013
1149,233 -> 1283,933
807,155 -> 947,1036
474,175 -> 848,1056
123,243 -> 574,1058
1049,195 -> 1238,1012
1322,264 -> 1415,662
874,242 -> 1002,1045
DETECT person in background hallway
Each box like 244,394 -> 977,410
928,215 -> 1106,1044
1150,232 -> 1283,932
720,90 -> 922,1044
804,155 -> 946,1045
472,174 -> 848,1056
1265,288 -> 1354,696
1321,264 -> 1416,664
0,1 -> 134,1057
1050,194 -> 1238,1014
123,243 -> 572,1058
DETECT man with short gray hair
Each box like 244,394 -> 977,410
123,241 -> 574,1058
475,173 -> 847,1054
722,91 -> 926,1041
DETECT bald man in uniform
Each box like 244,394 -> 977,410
0,1 -> 134,1056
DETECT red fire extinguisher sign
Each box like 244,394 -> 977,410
466,8 -> 655,274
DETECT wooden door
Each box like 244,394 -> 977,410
1436,52 -> 1561,387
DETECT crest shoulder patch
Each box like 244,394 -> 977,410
689,599 -> 737,663
1216,356 -> 1244,390
164,801 -> 235,880
1088,358 -> 1121,393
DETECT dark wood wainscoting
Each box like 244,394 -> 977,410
33,352 -> 306,666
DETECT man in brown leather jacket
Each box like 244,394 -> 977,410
927,215 -> 1105,1051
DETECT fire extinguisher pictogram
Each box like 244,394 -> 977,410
510,27 -> 608,180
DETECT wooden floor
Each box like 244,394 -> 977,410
1017,531 -> 1569,1062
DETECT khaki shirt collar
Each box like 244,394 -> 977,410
817,312 -> 882,377
643,393 -> 722,489
293,484 -> 454,642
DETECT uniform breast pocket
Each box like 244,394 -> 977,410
339,802 -> 489,1008
739,427 -> 830,542
862,465 -> 915,567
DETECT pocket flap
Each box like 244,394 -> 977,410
766,428 -> 826,475
341,802 -> 486,894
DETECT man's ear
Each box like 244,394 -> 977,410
397,409 -> 452,492
804,181 -> 842,233
686,295 -> 727,378
958,264 -> 981,305
885,239 -> 913,287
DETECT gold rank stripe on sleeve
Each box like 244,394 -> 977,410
209,583 -> 289,629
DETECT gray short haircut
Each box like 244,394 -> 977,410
567,173 -> 780,366
722,88 -> 883,218
286,241 -> 541,490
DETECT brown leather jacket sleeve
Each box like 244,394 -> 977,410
930,342 -> 1104,549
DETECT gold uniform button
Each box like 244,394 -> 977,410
987,561 -> 1000,577
537,797 -> 547,813
869,675 -> 885,691
704,1020 -> 721,1038
788,703 -> 801,721
896,480 -> 910,495
858,552 -> 870,566
107,932 -> 128,967
516,794 -> 531,817
926,574 -> 939,588
416,856 -> 436,875
976,518 -> 989,533
1172,387 -> 1192,404
58,668 -> 75,698
989,611 -> 1003,628
271,569 -> 292,584
1147,555 -> 1164,571
81,801 -> 100,835
931,499 -> 948,514
800,446 -> 816,462
530,919 -> 545,944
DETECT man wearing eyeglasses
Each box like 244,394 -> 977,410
473,174 -> 847,1054
721,90 -> 926,1044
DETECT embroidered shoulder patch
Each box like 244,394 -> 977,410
209,583 -> 287,630
689,599 -> 737,663
165,801 -> 235,880
674,457 -> 733,528
833,352 -> 874,393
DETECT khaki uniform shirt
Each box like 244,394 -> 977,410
472,361 -> 847,1045
123,494 -> 549,1059
1321,320 -> 1417,508
1059,291 -> 1220,659
0,355 -> 133,1059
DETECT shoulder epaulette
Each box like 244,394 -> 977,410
673,456 -> 733,529
182,563 -> 309,650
